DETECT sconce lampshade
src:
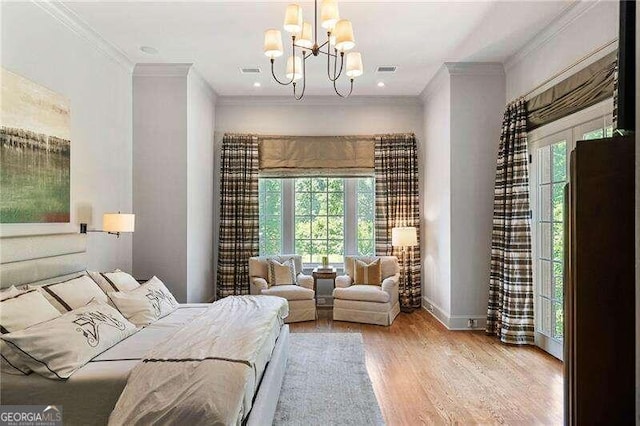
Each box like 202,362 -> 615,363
103,213 -> 135,234
392,226 -> 417,247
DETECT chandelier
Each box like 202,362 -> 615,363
263,0 -> 363,100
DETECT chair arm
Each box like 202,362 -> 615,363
335,275 -> 352,288
250,277 -> 268,295
381,274 -> 400,295
297,274 -> 314,290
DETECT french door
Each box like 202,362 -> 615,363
529,101 -> 612,360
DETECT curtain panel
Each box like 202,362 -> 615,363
374,134 -> 421,309
216,134 -> 260,298
486,99 -> 535,345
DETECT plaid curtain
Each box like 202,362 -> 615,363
374,134 -> 421,309
216,134 -> 259,298
486,99 -> 534,345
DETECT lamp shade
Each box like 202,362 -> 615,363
296,21 -> 313,49
283,4 -> 303,33
392,226 -> 417,247
320,0 -> 340,30
334,19 -> 355,52
286,55 -> 303,80
264,29 -> 284,58
103,213 -> 135,233
346,52 -> 363,78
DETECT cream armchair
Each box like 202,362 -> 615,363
332,255 -> 400,326
248,255 -> 316,323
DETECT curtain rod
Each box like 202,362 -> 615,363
520,38 -> 618,100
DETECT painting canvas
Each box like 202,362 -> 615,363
1,68 -> 71,223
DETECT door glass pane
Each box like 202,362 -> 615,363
540,297 -> 552,335
539,222 -> 551,259
552,184 -> 564,222
538,145 -> 551,184
552,223 -> 564,261
539,260 -> 552,298
539,184 -> 551,221
553,261 -> 563,300
553,301 -> 564,339
552,142 -> 566,182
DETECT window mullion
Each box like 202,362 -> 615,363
282,178 -> 294,254
344,178 -> 356,256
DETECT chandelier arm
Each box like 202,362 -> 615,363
327,50 -> 344,82
314,0 -> 318,45
294,53 -> 309,101
333,77 -> 354,98
270,37 -> 298,86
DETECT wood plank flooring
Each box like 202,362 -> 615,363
289,308 -> 563,425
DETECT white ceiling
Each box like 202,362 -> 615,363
62,1 -> 575,97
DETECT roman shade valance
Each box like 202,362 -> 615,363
258,135 -> 375,177
526,51 -> 617,130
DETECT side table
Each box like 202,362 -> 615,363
312,266 -> 337,306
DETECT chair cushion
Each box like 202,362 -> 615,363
353,258 -> 381,285
262,285 -> 315,301
333,285 -> 390,303
267,259 -> 296,286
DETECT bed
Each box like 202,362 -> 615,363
0,233 -> 289,426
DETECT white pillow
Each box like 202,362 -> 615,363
39,275 -> 110,313
88,270 -> 140,293
0,290 -> 61,334
109,276 -> 179,327
0,301 -> 137,379
267,258 -> 297,286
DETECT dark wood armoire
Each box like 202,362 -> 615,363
564,134 -> 635,425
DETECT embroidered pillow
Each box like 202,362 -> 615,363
108,276 -> 179,327
88,270 -> 140,293
267,259 -> 297,286
39,275 -> 110,313
353,258 -> 382,285
0,300 -> 137,379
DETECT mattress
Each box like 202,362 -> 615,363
0,303 -> 283,426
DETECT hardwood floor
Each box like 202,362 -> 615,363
289,308 -> 563,425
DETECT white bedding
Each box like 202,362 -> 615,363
1,299 -> 287,426
108,295 -> 288,426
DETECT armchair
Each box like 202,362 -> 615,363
248,255 -> 316,323
332,256 -> 400,326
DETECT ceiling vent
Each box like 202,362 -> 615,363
376,66 -> 397,73
240,67 -> 262,74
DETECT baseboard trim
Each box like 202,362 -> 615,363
422,296 -> 487,331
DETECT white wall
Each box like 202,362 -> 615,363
187,71 -> 216,303
421,69 -> 452,320
132,64 -> 216,303
214,97 -> 424,296
0,2 -> 133,271
505,1 -> 618,101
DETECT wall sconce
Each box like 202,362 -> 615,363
80,213 -> 135,238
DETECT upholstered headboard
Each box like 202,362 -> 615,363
0,233 -> 87,288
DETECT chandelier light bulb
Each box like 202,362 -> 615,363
296,22 -> 314,49
264,29 -> 284,58
321,0 -> 340,30
286,55 -> 303,81
284,4 -> 303,34
346,52 -> 363,78
334,19 -> 355,52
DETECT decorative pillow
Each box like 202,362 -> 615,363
108,276 -> 179,327
39,275 -> 110,313
353,258 -> 382,285
0,286 -> 25,301
0,301 -> 137,380
88,269 -> 140,293
0,290 -> 61,334
267,259 -> 297,286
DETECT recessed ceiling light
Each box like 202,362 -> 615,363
377,82 -> 385,88
140,46 -> 158,55
253,82 -> 261,88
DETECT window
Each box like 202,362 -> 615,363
258,177 -> 375,265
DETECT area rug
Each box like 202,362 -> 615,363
273,333 -> 385,425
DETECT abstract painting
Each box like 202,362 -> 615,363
1,68 -> 70,223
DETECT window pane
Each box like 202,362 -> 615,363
311,192 -> 327,216
295,178 -> 311,192
553,261 -> 563,301
553,301 -> 564,339
295,193 -> 311,216
552,222 -> 563,261
539,184 -> 551,222
583,128 -> 604,140
605,126 -> 613,138
327,178 -> 344,192
295,217 -> 311,239
552,183 -> 564,222
295,239 -> 312,263
311,218 -> 327,239
539,222 -> 551,259
311,178 -> 327,192
358,192 -> 374,217
552,141 -> 566,182
264,193 -> 281,216
358,239 -> 374,256
311,240 -> 328,263
358,177 -> 374,192
327,240 -> 343,263
265,179 -> 281,192
538,145 -> 551,184
328,192 -> 344,215
327,216 -> 344,239
358,219 -> 374,242
539,259 -> 552,298
258,178 -> 282,256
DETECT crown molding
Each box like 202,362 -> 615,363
216,95 -> 423,107
133,63 -> 193,77
419,64 -> 449,103
444,62 -> 505,76
33,0 -> 134,72
189,68 -> 219,100
504,0 -> 601,71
